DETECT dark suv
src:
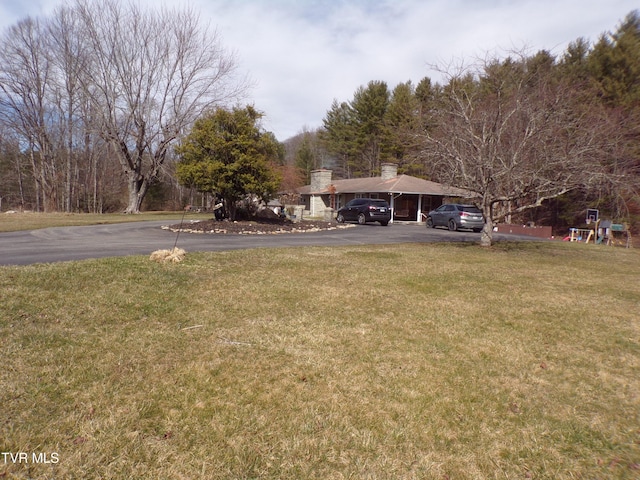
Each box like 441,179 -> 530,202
336,198 -> 391,226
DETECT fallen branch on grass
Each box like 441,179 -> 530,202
218,336 -> 253,346
180,324 -> 204,331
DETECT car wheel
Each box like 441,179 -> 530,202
358,213 -> 367,225
448,219 -> 457,231
379,220 -> 389,226
336,213 -> 345,223
473,228 -> 482,233
426,217 -> 434,228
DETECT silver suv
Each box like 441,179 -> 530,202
426,204 -> 484,232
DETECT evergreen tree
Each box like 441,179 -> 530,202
559,37 -> 592,83
175,106 -> 282,220
384,81 -> 424,176
320,81 -> 390,178
320,99 -> 356,177
294,132 -> 317,184
588,11 -> 640,108
586,11 -> 640,224
349,80 -> 390,176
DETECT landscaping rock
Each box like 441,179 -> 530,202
163,218 -> 353,235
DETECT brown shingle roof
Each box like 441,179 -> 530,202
298,174 -> 469,197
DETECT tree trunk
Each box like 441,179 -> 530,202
15,153 -> 26,210
227,199 -> 237,221
480,220 -> 494,247
480,205 -> 494,247
65,106 -> 73,213
124,173 -> 148,214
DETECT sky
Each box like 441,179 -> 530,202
0,0 -> 637,141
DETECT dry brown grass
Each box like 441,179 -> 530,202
1,242 -> 639,479
0,211 -> 211,232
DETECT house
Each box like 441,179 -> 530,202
297,163 -> 470,222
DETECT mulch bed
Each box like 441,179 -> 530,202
162,218 -> 354,235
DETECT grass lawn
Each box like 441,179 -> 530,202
1,241 -> 639,479
0,211 -> 211,233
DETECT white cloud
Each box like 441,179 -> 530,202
0,0 -> 637,139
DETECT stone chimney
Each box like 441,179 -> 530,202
310,169 -> 333,191
381,163 -> 398,180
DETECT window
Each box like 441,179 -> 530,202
460,205 -> 482,213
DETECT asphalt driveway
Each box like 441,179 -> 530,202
0,221 -> 527,266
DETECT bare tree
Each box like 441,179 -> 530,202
420,53 -> 621,246
0,1 -> 243,213
74,0 -> 246,213
0,17 -> 59,211
47,5 -> 89,212
0,126 -> 29,210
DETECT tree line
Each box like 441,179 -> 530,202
0,2 -> 638,238
292,11 -> 639,238
0,0 -> 244,213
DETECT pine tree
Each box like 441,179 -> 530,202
588,11 -> 640,108
384,81 -> 425,176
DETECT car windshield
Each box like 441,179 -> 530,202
371,200 -> 388,207
460,206 -> 481,213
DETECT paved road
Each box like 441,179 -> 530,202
0,220 -> 529,266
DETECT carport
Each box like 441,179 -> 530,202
297,163 -> 469,222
